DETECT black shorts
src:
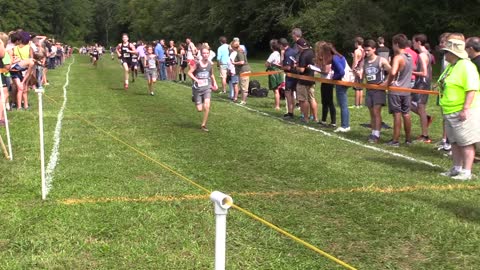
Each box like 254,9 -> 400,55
388,94 -> 411,114
180,61 -> 188,68
121,58 -> 132,68
411,80 -> 430,105
165,60 -> 177,67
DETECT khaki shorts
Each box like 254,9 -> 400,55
219,64 -> 228,79
296,83 -> 315,102
239,73 -> 250,93
444,108 -> 480,146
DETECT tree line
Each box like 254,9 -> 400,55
2,0 -> 479,54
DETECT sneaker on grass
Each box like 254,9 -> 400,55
367,134 -> 379,143
333,127 -> 350,133
385,140 -> 400,147
440,167 -> 461,177
452,171 -> 473,181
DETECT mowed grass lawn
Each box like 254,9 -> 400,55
0,55 -> 479,269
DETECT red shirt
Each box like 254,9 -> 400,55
405,47 -> 418,81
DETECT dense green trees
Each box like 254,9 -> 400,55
1,0 -> 479,53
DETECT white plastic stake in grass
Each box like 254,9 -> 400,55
210,191 -> 233,270
36,87 -> 47,200
0,75 -> 12,160
45,57 -> 75,196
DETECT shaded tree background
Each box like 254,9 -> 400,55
1,0 -> 479,54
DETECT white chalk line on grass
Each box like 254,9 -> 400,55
171,81 -> 442,168
45,57 -> 75,194
235,103 -> 442,168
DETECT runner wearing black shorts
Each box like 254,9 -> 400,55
116,33 -> 136,90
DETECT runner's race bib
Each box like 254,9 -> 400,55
197,79 -> 209,87
123,53 -> 130,58
366,74 -> 376,81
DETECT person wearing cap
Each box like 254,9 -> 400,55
438,35 -> 480,180
294,38 -> 318,123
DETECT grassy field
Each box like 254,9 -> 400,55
0,55 -> 479,269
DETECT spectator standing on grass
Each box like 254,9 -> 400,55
377,37 -> 391,62
314,41 -> 336,128
217,36 -> 229,94
279,38 -> 296,119
155,39 -> 167,81
382,34 -> 413,147
317,42 -> 351,132
466,36 -> 480,163
359,39 -> 391,143
136,41 -> 146,74
188,46 -> 218,132
352,36 -> 365,108
438,36 -> 480,181
228,42 -> 239,101
186,37 -> 197,66
294,38 -> 318,123
232,40 -> 251,105
411,34 -> 434,144
265,39 -> 284,111
178,43 -> 188,82
437,32 -> 453,152
0,35 -> 7,126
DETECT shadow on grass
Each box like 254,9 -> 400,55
406,193 -> 480,224
364,156 -> 443,173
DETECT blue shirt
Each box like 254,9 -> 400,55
216,44 -> 230,65
154,44 -> 165,61
283,47 -> 297,88
332,55 -> 346,80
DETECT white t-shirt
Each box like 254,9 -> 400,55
229,51 -> 237,75
266,51 -> 281,66
50,46 -> 57,58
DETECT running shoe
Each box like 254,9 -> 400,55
440,167 -> 461,177
283,113 -> 294,119
150,92 -> 154,96
367,134 -> 379,143
416,135 -> 432,144
333,127 -> 351,133
405,140 -> 413,146
318,121 -> 328,127
201,125 -> 209,132
239,101 -> 246,105
452,172 -> 473,181
385,140 -> 400,147
124,83 -> 129,90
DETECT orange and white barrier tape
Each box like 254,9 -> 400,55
239,70 -> 438,96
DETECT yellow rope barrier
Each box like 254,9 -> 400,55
44,88 -> 358,268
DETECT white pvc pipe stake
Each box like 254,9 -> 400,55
210,191 -> 233,270
0,76 -> 12,160
36,87 -> 46,200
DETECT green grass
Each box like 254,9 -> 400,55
0,55 -> 479,269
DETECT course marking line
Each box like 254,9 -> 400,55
45,57 -> 75,195
236,103 -> 442,168
59,183 -> 480,205
172,81 -> 442,169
